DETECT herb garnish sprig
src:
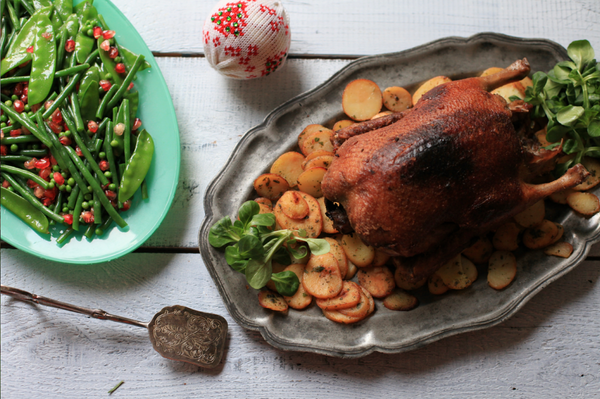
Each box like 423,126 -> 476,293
523,40 -> 600,175
209,201 -> 330,296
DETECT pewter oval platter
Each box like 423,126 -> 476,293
199,33 -> 600,358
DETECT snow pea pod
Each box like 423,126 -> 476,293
74,32 -> 93,64
28,13 -> 56,105
2,5 -> 51,59
98,37 -> 123,85
116,43 -> 151,72
1,172 -> 64,223
77,65 -> 99,122
1,186 -> 49,234
32,0 -> 52,10
53,0 -> 72,25
118,129 -> 154,203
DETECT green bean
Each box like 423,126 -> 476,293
1,135 -> 39,144
62,112 -> 107,184
56,227 -> 74,245
2,125 -> 21,134
56,64 -> 91,78
122,99 -> 131,164
69,86 -> 85,132
0,75 -> 30,84
107,54 -> 145,110
64,145 -> 127,228
53,191 -> 64,214
42,71 -> 82,119
92,182 -> 102,224
0,164 -> 50,189
1,172 -> 64,223
141,180 -> 149,200
1,155 -> 31,162
18,0 -> 34,16
96,83 -> 118,119
62,106 -> 94,152
66,184 -> 80,209
84,222 -> 95,239
0,103 -> 52,147
19,148 -> 48,157
6,2 -> 20,31
72,189 -> 84,231
83,48 -> 99,66
103,120 -> 119,192
55,28 -> 67,71
0,23 -> 8,59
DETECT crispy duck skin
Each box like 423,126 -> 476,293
322,59 -> 589,283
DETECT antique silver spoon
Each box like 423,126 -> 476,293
1,285 -> 228,368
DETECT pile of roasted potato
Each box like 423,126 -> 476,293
250,67 -> 600,324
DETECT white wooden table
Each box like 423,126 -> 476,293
2,1 -> 600,397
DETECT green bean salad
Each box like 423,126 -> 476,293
1,0 -> 154,245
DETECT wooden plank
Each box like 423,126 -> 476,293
111,0 -> 600,55
143,57 -> 351,247
1,249 -> 598,397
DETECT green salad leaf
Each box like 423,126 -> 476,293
524,40 -> 600,174
209,200 -> 331,295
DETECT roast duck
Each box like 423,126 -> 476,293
321,59 -> 589,284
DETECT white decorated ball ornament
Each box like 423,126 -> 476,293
202,0 -> 291,80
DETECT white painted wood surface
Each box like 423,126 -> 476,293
2,0 -> 600,397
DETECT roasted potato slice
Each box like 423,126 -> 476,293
566,191 -> 600,216
302,253 -> 343,299
544,241 -> 574,258
253,173 -> 290,200
270,151 -> 306,187
412,76 -> 451,104
358,266 -> 395,298
297,167 -> 327,198
371,111 -> 393,119
383,289 -> 419,311
300,129 -> 334,156
298,124 -> 328,149
303,155 -> 334,171
394,265 -> 427,290
339,233 -> 375,267
277,190 -> 309,220
345,260 -> 358,280
324,237 -> 347,278
316,281 -> 362,310
333,119 -> 354,131
462,236 -> 494,264
274,192 -> 322,237
491,78 -> 532,102
282,263 -> 313,310
371,248 -> 391,267
338,284 -> 370,318
254,197 -> 272,209
342,79 -> 383,121
428,272 -> 449,295
382,86 -> 412,112
258,289 -> 288,312
514,200 -> 545,228
573,157 -> 600,191
523,219 -> 559,249
437,254 -> 477,290
549,188 -> 575,204
487,250 -> 517,290
317,197 -> 339,235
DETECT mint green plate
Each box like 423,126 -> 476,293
0,0 -> 181,264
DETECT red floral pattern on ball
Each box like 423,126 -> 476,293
210,1 -> 249,37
